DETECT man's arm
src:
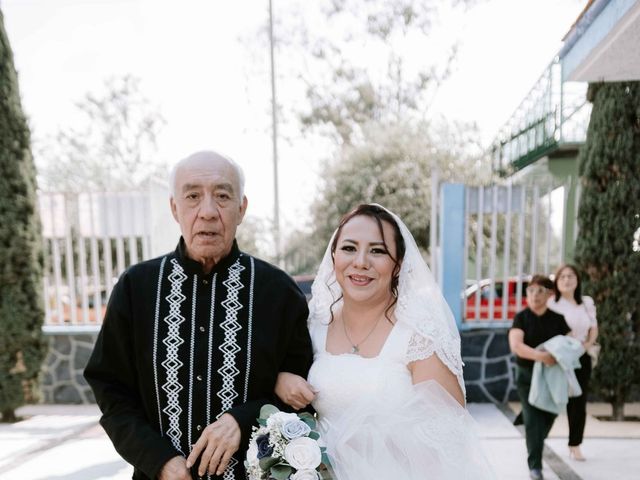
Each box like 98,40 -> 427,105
278,288 -> 313,376
186,413 -> 241,477
187,279 -> 313,477
84,275 -> 179,479
508,328 -> 557,366
227,283 -> 312,446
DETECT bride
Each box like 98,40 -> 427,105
276,204 -> 495,479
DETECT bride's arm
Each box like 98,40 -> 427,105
274,372 -> 316,410
409,355 -> 465,406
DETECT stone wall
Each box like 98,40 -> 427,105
40,328 -> 518,404
461,328 -> 518,403
41,330 -> 98,404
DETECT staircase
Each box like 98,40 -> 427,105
490,59 -> 591,175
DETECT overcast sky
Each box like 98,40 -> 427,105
2,0 -> 585,229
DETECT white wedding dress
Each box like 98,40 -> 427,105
307,321 -> 496,480
306,204 -> 496,479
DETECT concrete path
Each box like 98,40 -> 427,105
0,403 -> 638,479
470,403 -> 560,480
0,405 -> 131,480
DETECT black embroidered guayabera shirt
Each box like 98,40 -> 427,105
85,239 -> 313,480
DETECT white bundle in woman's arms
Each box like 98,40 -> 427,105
245,404 -> 332,480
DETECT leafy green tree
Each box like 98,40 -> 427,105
0,10 -> 46,421
574,82 -> 640,420
286,0 -> 474,145
242,0 -> 484,272
237,215 -> 275,263
284,120 -> 490,273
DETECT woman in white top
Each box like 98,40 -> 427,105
547,264 -> 598,462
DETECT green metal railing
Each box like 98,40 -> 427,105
491,59 -> 591,175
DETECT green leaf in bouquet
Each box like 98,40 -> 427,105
257,418 -> 267,427
308,430 -> 320,440
259,404 -> 280,420
269,464 -> 292,480
258,456 -> 279,471
321,451 -> 331,467
298,412 -> 316,429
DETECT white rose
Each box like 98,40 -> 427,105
246,440 -> 259,467
290,469 -> 321,480
281,419 -> 311,440
266,411 -> 299,429
284,437 -> 322,470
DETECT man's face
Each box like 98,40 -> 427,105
525,284 -> 551,311
170,155 -> 247,270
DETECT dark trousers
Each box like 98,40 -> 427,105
567,353 -> 592,446
516,365 -> 557,470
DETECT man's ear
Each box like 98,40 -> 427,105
170,197 -> 179,223
237,196 -> 248,225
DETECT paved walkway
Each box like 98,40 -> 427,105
0,403 -> 638,479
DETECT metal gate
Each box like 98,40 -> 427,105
39,192 -> 151,327
435,180 -> 576,328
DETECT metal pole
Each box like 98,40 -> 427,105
269,0 -> 281,265
429,167 -> 439,278
558,60 -> 564,143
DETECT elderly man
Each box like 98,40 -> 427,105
85,151 -> 313,480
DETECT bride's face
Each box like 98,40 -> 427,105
333,215 -> 397,305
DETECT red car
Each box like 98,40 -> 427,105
464,277 -> 530,322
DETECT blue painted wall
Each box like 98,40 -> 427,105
439,183 -> 465,329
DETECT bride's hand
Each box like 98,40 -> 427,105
275,372 -> 316,410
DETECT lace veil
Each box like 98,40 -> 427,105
308,204 -> 465,395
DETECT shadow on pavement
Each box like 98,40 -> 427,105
31,460 -> 128,480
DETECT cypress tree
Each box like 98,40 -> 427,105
0,10 -> 46,421
574,82 -> 640,420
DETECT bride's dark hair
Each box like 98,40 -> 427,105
327,204 -> 406,323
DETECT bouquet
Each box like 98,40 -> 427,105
245,404 -> 331,480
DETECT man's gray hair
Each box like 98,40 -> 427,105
169,150 -> 246,199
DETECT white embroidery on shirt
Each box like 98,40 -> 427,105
243,257 -> 255,402
224,458 -> 238,480
161,258 -> 188,454
217,260 -> 245,413
153,256 -> 168,435
218,259 -> 245,480
206,273 -> 217,428
187,274 -> 197,450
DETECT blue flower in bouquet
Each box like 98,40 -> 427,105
245,404 -> 331,480
281,419 -> 312,440
256,433 -> 273,459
